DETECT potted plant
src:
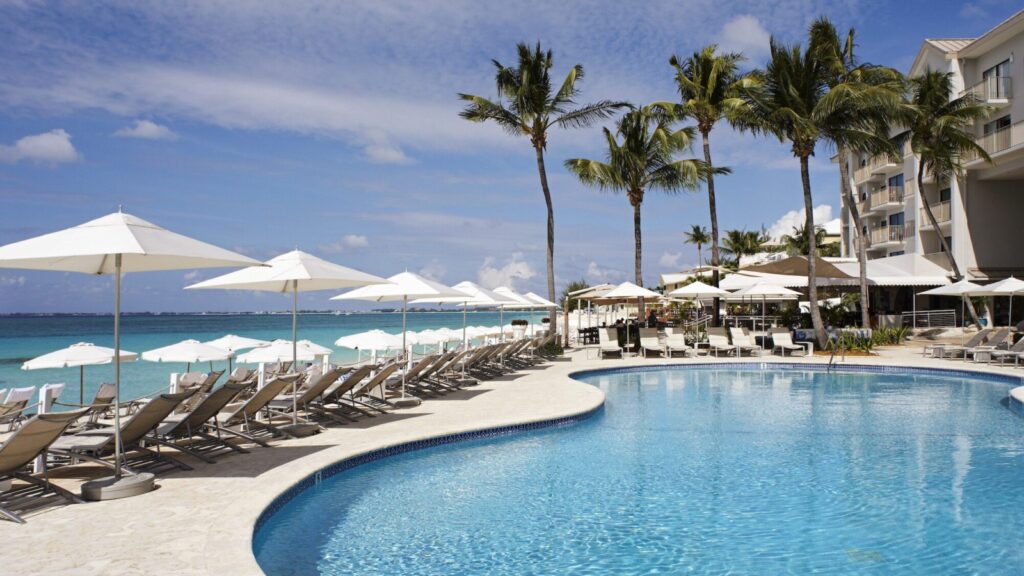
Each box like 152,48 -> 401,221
511,318 -> 528,339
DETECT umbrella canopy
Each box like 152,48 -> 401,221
22,342 -> 138,370
142,339 -> 233,365
335,329 -> 403,350
410,280 -> 514,349
599,281 -> 662,300
969,276 -> 1024,296
568,283 -> 616,297
918,279 -> 986,296
203,334 -> 270,353
730,283 -> 801,298
744,255 -> 852,279
22,342 -> 139,405
667,281 -> 733,299
524,292 -> 559,308
237,339 -> 328,363
0,210 -> 258,487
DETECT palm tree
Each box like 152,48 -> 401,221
565,105 -> 711,288
684,225 -> 711,265
667,46 -> 746,326
459,42 -> 629,313
810,18 -> 905,328
732,33 -> 893,347
782,223 -> 827,256
895,70 -> 990,279
720,229 -> 764,264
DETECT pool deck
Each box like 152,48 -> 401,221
3,343 -> 1024,575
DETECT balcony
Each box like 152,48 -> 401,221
960,76 -> 1012,106
868,223 -> 909,247
965,119 -> 1024,165
853,154 -> 901,184
867,186 -> 904,212
919,201 -> 951,228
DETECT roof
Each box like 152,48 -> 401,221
960,9 -> 1024,57
832,254 -> 951,287
923,39 -> 974,53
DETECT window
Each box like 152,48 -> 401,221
939,188 -> 951,203
983,59 -> 1011,98
984,115 -> 1011,135
984,116 -> 1012,152
889,251 -> 905,257
943,235 -> 953,252
889,212 -> 905,226
888,174 -> 904,188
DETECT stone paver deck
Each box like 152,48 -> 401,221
3,342 -> 1024,575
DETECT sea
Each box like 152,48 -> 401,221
0,311 -> 537,404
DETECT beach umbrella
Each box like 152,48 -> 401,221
204,334 -> 270,372
187,250 -> 386,428
332,271 -> 464,404
237,339 -> 328,363
595,282 -> 663,348
523,292 -> 558,337
494,287 -> 533,342
21,342 -> 138,405
335,330 -> 404,364
412,280 -> 514,349
0,209 -> 259,497
730,283 -> 800,350
968,276 -> 1024,327
141,339 -> 233,373
920,279 -> 987,344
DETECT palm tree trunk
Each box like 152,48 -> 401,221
838,145 -> 871,328
633,199 -> 644,320
801,156 -> 827,348
702,130 -> 721,326
916,166 -> 981,326
533,144 -> 559,342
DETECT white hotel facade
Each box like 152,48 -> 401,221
839,10 -> 1024,290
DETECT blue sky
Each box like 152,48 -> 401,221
0,0 -> 1019,312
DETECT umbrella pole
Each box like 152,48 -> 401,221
463,302 -> 468,350
962,296 -> 966,346
401,295 -> 407,399
79,365 -> 84,405
113,254 -> 124,479
292,280 -> 298,427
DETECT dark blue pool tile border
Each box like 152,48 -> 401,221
252,403 -> 604,537
570,362 -> 1024,388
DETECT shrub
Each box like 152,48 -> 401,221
544,341 -> 564,356
511,319 -> 528,326
827,332 -> 874,353
870,326 -> 909,346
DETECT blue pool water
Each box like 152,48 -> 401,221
253,366 -> 1024,575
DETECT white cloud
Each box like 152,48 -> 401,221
362,130 -> 414,165
182,270 -> 200,281
586,261 -> 626,284
767,204 -> 835,241
418,260 -> 447,281
0,129 -> 79,165
478,253 -> 536,290
659,251 -> 683,269
719,15 -> 771,62
319,234 -> 369,254
114,119 -> 178,140
0,275 -> 26,287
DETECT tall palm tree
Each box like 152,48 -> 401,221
732,34 -> 893,347
810,18 -> 906,328
565,105 -> 712,289
684,225 -> 711,265
720,229 -> 764,264
459,42 -> 629,313
782,223 -> 827,256
895,70 -> 990,279
667,46 -> 746,326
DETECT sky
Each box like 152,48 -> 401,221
0,0 -> 1019,312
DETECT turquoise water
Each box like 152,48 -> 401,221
253,366 -> 1024,575
0,312 -> 534,402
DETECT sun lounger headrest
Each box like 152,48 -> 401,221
4,386 -> 36,405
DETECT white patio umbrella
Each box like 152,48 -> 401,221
919,279 -> 987,344
969,276 -> 1024,327
411,280 -> 514,349
0,210 -> 259,498
237,339 -> 328,363
187,250 -> 386,428
494,286 -> 533,341
335,330 -> 403,365
141,339 -> 233,373
523,292 -> 558,337
730,283 -> 800,350
22,342 -> 138,405
332,271 -> 464,404
596,282 -> 663,349
204,334 -> 270,372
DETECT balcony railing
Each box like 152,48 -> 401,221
960,76 -> 1012,102
869,224 -> 906,245
869,186 -> 903,209
920,201 -> 951,227
965,119 -> 1024,163
853,153 -> 901,183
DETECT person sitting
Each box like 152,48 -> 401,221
647,310 -> 658,328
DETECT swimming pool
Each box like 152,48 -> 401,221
253,365 -> 1024,575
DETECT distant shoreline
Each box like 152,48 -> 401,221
0,309 -> 519,318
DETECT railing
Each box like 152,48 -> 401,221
869,186 -> 903,209
966,119 -> 1024,162
869,224 -> 905,245
901,309 -> 956,328
856,197 -> 870,214
960,76 -> 1012,102
920,201 -> 951,226
853,154 -> 900,183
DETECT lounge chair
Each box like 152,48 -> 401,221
349,363 -> 401,411
268,367 -> 348,425
770,328 -> 806,356
931,329 -> 991,359
214,374 -> 301,445
149,381 -> 254,463
598,328 -> 622,359
990,336 -> 1024,365
50,390 -> 196,473
0,408 -> 89,524
964,328 -> 1011,362
388,355 -> 441,398
0,387 -> 36,431
54,383 -> 117,430
665,333 -> 691,358
639,328 -> 663,358
707,328 -> 736,357
729,327 -> 760,356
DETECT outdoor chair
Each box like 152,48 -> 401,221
598,327 -> 622,359
770,328 -> 806,356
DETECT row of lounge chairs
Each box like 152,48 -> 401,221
596,326 -> 810,359
0,332 -> 560,523
924,328 -> 1024,365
